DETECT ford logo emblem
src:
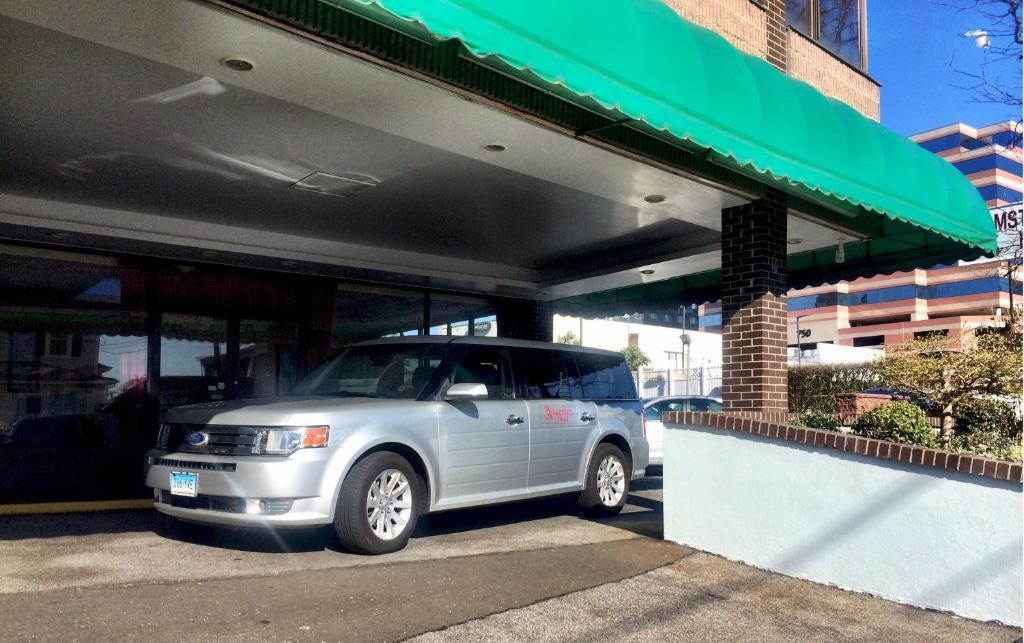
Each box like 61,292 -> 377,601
185,432 -> 209,447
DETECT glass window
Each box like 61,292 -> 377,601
852,335 -> 884,348
430,293 -> 497,338
238,320 -> 300,398
0,245 -> 151,504
819,0 -> 861,67
510,349 -> 580,400
788,292 -> 839,311
575,353 -> 636,400
450,347 -> 514,400
293,343 -> 448,399
788,0 -> 864,69
786,0 -> 810,32
159,314 -> 226,407
329,284 -> 426,349
688,398 -> 722,412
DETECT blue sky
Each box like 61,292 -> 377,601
869,0 -> 1021,135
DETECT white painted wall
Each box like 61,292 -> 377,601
788,343 -> 883,365
663,424 -> 1024,626
552,315 -> 721,371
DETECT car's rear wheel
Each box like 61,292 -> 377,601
334,452 -> 420,554
579,443 -> 630,516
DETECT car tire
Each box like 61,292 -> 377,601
334,451 -> 420,555
579,443 -> 630,516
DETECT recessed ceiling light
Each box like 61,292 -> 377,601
482,144 -> 506,152
643,194 -> 666,204
640,269 -> 655,275
788,238 -> 804,245
292,171 -> 379,198
221,58 -> 253,71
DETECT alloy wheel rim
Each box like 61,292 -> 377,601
366,469 -> 413,540
596,455 -> 625,506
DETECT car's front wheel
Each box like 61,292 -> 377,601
334,452 -> 420,554
579,443 -> 630,516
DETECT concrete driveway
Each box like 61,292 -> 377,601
0,472 -> 1018,642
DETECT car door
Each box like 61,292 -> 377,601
511,348 -> 597,494
434,345 -> 529,508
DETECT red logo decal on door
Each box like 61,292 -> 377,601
543,405 -> 572,423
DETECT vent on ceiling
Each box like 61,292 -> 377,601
291,171 -> 379,198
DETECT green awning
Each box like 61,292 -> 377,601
233,0 -> 997,279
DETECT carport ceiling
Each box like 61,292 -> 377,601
0,0 -> 857,298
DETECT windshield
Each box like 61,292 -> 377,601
292,343 -> 450,399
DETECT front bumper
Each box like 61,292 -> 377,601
145,448 -> 337,527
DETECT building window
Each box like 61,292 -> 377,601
786,0 -> 865,69
852,335 -> 884,347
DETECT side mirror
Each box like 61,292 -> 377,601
444,383 -> 489,401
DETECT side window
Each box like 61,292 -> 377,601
575,353 -> 637,400
451,347 -> 514,400
643,405 -> 662,421
511,349 -> 580,400
688,398 -> 720,412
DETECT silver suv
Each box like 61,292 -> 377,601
145,337 -> 648,554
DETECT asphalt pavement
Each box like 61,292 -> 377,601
0,473 -> 1018,642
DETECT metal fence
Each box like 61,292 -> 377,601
632,366 -> 723,399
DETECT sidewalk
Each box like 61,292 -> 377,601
413,550 -> 1020,643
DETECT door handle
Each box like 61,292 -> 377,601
506,414 -> 525,425
580,412 -> 596,422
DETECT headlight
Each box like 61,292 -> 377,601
256,426 -> 330,455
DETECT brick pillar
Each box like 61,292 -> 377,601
721,188 -> 788,412
493,298 -> 553,342
765,0 -> 787,71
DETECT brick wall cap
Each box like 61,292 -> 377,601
662,411 -> 1022,484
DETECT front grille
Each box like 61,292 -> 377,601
165,424 -> 263,456
160,490 -> 245,513
158,491 -> 293,516
152,458 -> 236,472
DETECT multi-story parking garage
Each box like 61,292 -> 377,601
0,0 -> 996,509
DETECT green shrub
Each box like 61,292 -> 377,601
788,363 -> 880,414
953,399 -> 1021,440
851,401 -> 938,448
949,431 -> 1022,463
793,410 -> 840,432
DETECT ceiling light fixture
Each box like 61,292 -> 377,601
640,269 -> 655,275
482,144 -> 506,152
49,231 -> 70,239
200,250 -> 218,257
788,238 -> 804,246
835,241 -> 846,264
643,194 -> 666,204
221,58 -> 254,71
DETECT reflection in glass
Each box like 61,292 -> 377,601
0,245 -> 150,503
819,0 -> 861,67
331,284 -> 425,348
160,314 -> 225,406
238,320 -> 300,398
786,0 -> 810,32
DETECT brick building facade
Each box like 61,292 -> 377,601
666,0 -> 880,120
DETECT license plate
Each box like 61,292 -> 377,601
170,471 -> 198,497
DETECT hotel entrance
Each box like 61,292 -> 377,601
0,243 -> 498,506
